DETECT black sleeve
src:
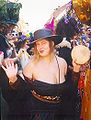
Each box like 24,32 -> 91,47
71,71 -> 80,88
0,34 -> 10,58
66,66 -> 80,90
0,35 -> 10,50
0,67 -> 29,103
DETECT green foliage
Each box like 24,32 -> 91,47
0,0 -> 7,22
0,0 -> 22,24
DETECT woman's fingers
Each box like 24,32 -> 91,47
10,60 -> 14,67
2,58 -> 14,67
72,60 -> 81,72
1,65 -> 7,71
5,61 -> 10,68
2,59 -> 18,73
15,64 -> 18,73
3,58 -> 14,68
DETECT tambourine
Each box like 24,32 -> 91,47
71,45 -> 90,65
0,51 -> 4,63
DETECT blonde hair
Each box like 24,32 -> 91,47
33,39 -> 55,63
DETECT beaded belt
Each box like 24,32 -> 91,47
32,90 -> 61,103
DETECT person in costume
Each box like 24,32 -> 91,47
80,47 -> 91,120
0,23 -> 13,58
1,28 -> 81,120
55,15 -> 80,67
0,1 -> 22,120
15,39 -> 31,70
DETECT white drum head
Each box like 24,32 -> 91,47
71,45 -> 90,64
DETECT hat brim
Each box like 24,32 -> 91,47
2,21 -> 18,26
30,35 -> 63,46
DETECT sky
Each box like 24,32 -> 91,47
18,0 -> 70,32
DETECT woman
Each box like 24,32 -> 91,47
15,39 -> 30,70
1,28 -> 81,120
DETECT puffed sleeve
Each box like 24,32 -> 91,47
66,66 -> 80,90
0,67 -> 29,103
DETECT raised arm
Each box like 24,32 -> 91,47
0,59 -> 29,103
66,60 -> 81,89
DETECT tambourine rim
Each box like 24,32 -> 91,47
71,45 -> 90,64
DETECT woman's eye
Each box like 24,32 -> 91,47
42,41 -> 47,45
42,42 -> 45,45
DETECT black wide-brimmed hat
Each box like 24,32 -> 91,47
31,28 -> 63,45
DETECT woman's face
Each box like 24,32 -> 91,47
36,39 -> 51,57
6,32 -> 13,40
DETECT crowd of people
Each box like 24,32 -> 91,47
0,2 -> 91,120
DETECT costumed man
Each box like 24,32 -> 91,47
0,23 -> 11,58
0,1 -> 22,119
80,45 -> 91,120
55,15 -> 82,118
0,1 -> 22,58
55,15 -> 80,66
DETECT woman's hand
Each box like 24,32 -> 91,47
72,60 -> 81,72
1,59 -> 18,84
